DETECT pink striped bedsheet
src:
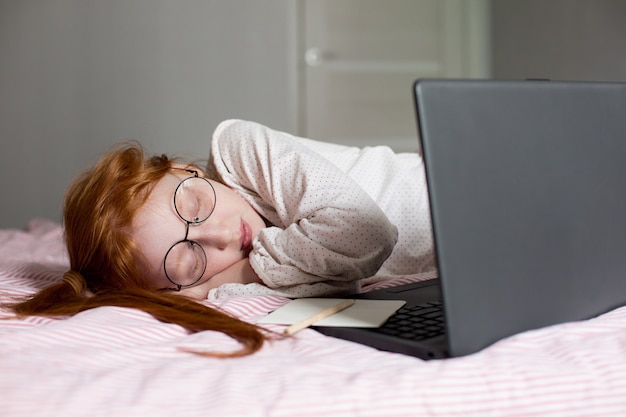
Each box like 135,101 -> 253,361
1,220 -> 626,417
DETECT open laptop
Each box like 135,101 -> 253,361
315,79 -> 626,359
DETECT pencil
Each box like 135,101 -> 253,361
283,299 -> 356,336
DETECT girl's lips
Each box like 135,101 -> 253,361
240,220 -> 252,251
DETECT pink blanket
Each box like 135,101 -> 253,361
1,220 -> 626,416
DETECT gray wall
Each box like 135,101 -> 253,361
492,0 -> 626,81
2,0 -> 626,229
0,0 -> 297,228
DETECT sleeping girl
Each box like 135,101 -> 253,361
7,119 -> 435,356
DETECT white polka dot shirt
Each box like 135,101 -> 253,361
207,120 -> 434,299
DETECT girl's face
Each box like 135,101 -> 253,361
132,166 -> 266,297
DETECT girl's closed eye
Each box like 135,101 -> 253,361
193,196 -> 205,223
176,188 -> 200,222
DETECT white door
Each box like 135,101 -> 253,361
298,0 -> 490,152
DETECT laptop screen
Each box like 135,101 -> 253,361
414,79 -> 626,356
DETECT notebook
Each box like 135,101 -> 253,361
315,79 -> 626,359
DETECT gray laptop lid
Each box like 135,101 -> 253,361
415,79 -> 626,356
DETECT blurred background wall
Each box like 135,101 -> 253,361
0,0 -> 624,228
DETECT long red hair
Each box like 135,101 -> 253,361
7,143 -> 269,357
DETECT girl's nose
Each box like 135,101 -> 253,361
190,221 -> 233,249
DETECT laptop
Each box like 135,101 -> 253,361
315,79 -> 626,359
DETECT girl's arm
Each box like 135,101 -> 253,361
209,120 -> 398,296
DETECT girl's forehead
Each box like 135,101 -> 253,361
134,173 -> 180,225
151,171 -> 186,197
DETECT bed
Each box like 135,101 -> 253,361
2,219 -> 626,417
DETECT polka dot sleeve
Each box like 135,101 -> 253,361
209,120 -> 398,296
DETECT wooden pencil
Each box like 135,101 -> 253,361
283,299 -> 356,336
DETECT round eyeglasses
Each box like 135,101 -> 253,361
162,169 -> 216,291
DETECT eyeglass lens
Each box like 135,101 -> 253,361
173,177 -> 216,223
164,240 -> 207,286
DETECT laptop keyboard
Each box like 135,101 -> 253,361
375,301 -> 445,341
